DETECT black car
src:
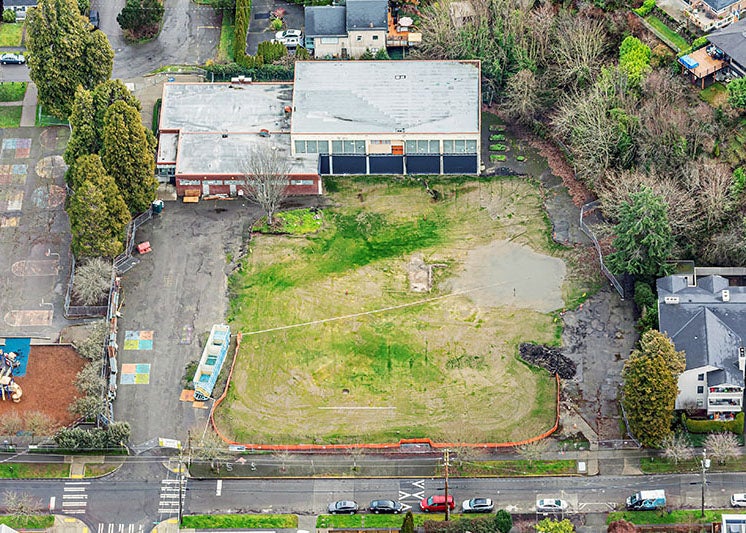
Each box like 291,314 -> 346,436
369,500 -> 404,514
89,10 -> 99,29
328,500 -> 359,514
0,53 -> 25,65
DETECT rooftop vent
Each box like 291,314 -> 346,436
664,296 -> 680,305
722,289 -> 730,302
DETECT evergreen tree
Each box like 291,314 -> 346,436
400,510 -> 414,533
101,100 -> 157,214
374,47 -> 390,60
67,155 -> 131,258
92,79 -> 141,134
622,330 -> 684,447
728,77 -> 746,109
117,0 -> 164,37
26,0 -> 113,118
607,186 -> 674,279
494,510 -> 512,533
64,87 -> 97,181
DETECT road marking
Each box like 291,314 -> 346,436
63,494 -> 88,500
216,479 -> 222,496
62,501 -> 87,508
64,510 -> 86,515
64,481 -> 90,485
49,496 -> 55,511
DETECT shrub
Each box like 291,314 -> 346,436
633,0 -> 655,16
3,9 -> 16,22
234,0 -> 251,65
257,40 -> 287,63
73,257 -> 112,305
490,154 -> 507,162
202,62 -> 294,81
682,412 -> 745,434
516,155 -> 526,161
489,134 -> 506,141
489,144 -> 507,151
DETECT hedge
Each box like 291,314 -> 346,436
202,62 -> 294,81
683,412 -> 745,434
633,0 -> 655,16
677,36 -> 709,58
234,0 -> 251,65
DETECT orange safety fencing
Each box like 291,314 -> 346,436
210,332 -> 561,451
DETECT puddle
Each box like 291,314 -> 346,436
448,240 -> 566,313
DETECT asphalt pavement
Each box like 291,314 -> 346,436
246,0 -> 304,55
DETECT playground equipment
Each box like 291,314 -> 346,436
193,324 -> 230,401
0,350 -> 22,402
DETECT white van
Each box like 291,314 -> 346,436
731,493 -> 746,507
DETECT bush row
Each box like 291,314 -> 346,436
633,0 -> 655,16
683,412 -> 744,434
234,0 -> 251,65
203,62 -> 294,81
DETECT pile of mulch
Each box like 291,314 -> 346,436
528,137 -> 595,207
0,345 -> 85,428
519,342 -> 577,379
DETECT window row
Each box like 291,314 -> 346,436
295,139 -> 479,155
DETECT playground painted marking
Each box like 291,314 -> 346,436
1,138 -> 32,159
120,363 -> 151,385
11,259 -> 60,277
0,164 -> 27,186
0,189 -> 24,212
123,330 -> 154,350
4,309 -> 53,327
0,216 -> 19,227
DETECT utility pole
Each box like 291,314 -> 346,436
443,449 -> 451,522
700,448 -> 710,518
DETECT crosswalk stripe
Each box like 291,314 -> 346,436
64,509 -> 86,515
62,502 -> 87,508
64,487 -> 87,492
63,495 -> 88,500
65,481 -> 90,485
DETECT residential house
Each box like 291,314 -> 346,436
706,19 -> 746,77
4,0 -> 38,20
722,514 -> 746,532
657,275 -> 746,419
304,0 -> 387,58
291,60 -> 481,176
679,20 -> 746,94
685,0 -> 743,32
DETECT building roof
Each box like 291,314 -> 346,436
291,60 -> 480,135
176,132 -> 318,177
305,6 -> 347,37
657,275 -> 746,386
701,0 -> 738,14
346,0 -> 387,30
5,0 -> 37,7
159,82 -> 293,134
708,19 -> 746,66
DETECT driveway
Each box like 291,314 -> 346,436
93,0 -> 221,79
0,126 -> 72,340
246,0 -> 304,55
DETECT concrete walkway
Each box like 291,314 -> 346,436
20,81 -> 38,127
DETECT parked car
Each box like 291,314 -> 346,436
369,500 -> 404,514
274,29 -> 302,47
420,494 -> 455,512
536,499 -> 569,513
731,494 -> 746,507
0,53 -> 25,65
626,490 -> 666,511
461,497 -> 494,513
89,9 -> 99,29
328,500 -> 359,514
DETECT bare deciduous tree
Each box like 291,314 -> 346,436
2,491 -> 43,523
73,257 -> 112,305
661,433 -> 693,464
75,361 -> 105,396
24,411 -> 56,444
75,320 -> 109,361
503,69 -> 540,125
705,432 -> 739,465
241,146 -> 291,226
0,412 -> 23,445
550,13 -> 607,90
192,429 -> 229,473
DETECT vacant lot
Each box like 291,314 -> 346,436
216,178 -> 592,445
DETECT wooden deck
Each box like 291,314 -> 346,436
685,47 -> 726,79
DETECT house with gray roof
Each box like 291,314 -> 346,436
4,0 -> 38,20
706,19 -> 746,77
304,0 -> 387,58
657,275 -> 746,417
685,0 -> 744,32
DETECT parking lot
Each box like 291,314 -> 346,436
0,126 -> 71,340
246,0 -> 304,55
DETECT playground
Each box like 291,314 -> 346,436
215,178 -> 598,445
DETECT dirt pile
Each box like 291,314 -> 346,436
519,342 -> 577,379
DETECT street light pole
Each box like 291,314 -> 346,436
443,449 -> 450,522
700,448 -> 710,518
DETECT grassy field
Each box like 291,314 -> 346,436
700,82 -> 728,107
182,514 -> 298,528
0,23 -> 23,47
0,82 -> 27,103
218,10 -> 235,62
216,178 -> 595,445
0,515 -> 54,529
640,455 -> 746,474
0,463 -> 69,478
608,509 -> 746,525
645,15 -> 689,51
318,513 -> 444,528
0,107 -> 22,128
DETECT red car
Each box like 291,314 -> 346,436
420,494 -> 455,512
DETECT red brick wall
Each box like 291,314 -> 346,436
175,174 -> 321,197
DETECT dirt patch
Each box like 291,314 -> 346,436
0,345 -> 85,428
448,240 -> 566,313
519,342 -> 576,379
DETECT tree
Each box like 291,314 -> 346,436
257,40 -> 287,63
3,9 -> 15,23
69,395 -> 106,420
359,48 -> 375,60
535,518 -> 575,533
77,0 -> 89,15
618,35 -> 651,86
705,432 -> 739,464
607,520 -> 636,533
106,421 -> 131,446
192,430 -> 229,472
607,186 -> 674,279
64,87 -> 97,181
117,0 -> 164,38
504,69 -> 541,125
400,510 -> 415,533
26,0 -> 113,118
75,320 -> 109,360
2,491 -> 43,525
24,411 -> 56,444
728,77 -> 746,109
374,47 -> 390,60
241,146 -> 291,225
75,361 -> 105,396
73,256 -> 112,305
549,14 -> 607,90
101,101 -> 157,214
494,509 -> 513,533
67,155 -> 131,257
0,412 -> 23,444
661,433 -> 693,464
622,330 -> 683,447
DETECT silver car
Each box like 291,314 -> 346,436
536,498 -> 569,512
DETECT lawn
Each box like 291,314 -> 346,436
450,459 -> 576,476
0,82 -> 27,103
640,455 -> 746,474
700,82 -> 728,107
35,105 -> 69,127
0,515 -> 54,529
253,208 -> 323,234
608,509 -> 746,525
645,15 -> 689,51
0,463 -> 69,478
0,107 -> 22,129
218,10 -> 235,62
182,514 -> 298,528
215,178 -> 590,445
0,23 -> 23,47
318,513 -> 444,528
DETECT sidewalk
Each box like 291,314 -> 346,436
20,81 -> 37,127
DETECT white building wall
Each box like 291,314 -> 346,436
675,365 -> 720,410
312,36 -> 350,58
291,133 -> 481,157
347,30 -> 387,57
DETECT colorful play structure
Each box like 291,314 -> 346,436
0,350 -> 22,402
193,324 -> 231,401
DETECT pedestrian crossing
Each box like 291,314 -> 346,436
158,477 -> 186,516
97,524 -> 144,533
62,481 -> 89,515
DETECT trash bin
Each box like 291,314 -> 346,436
152,200 -> 164,214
